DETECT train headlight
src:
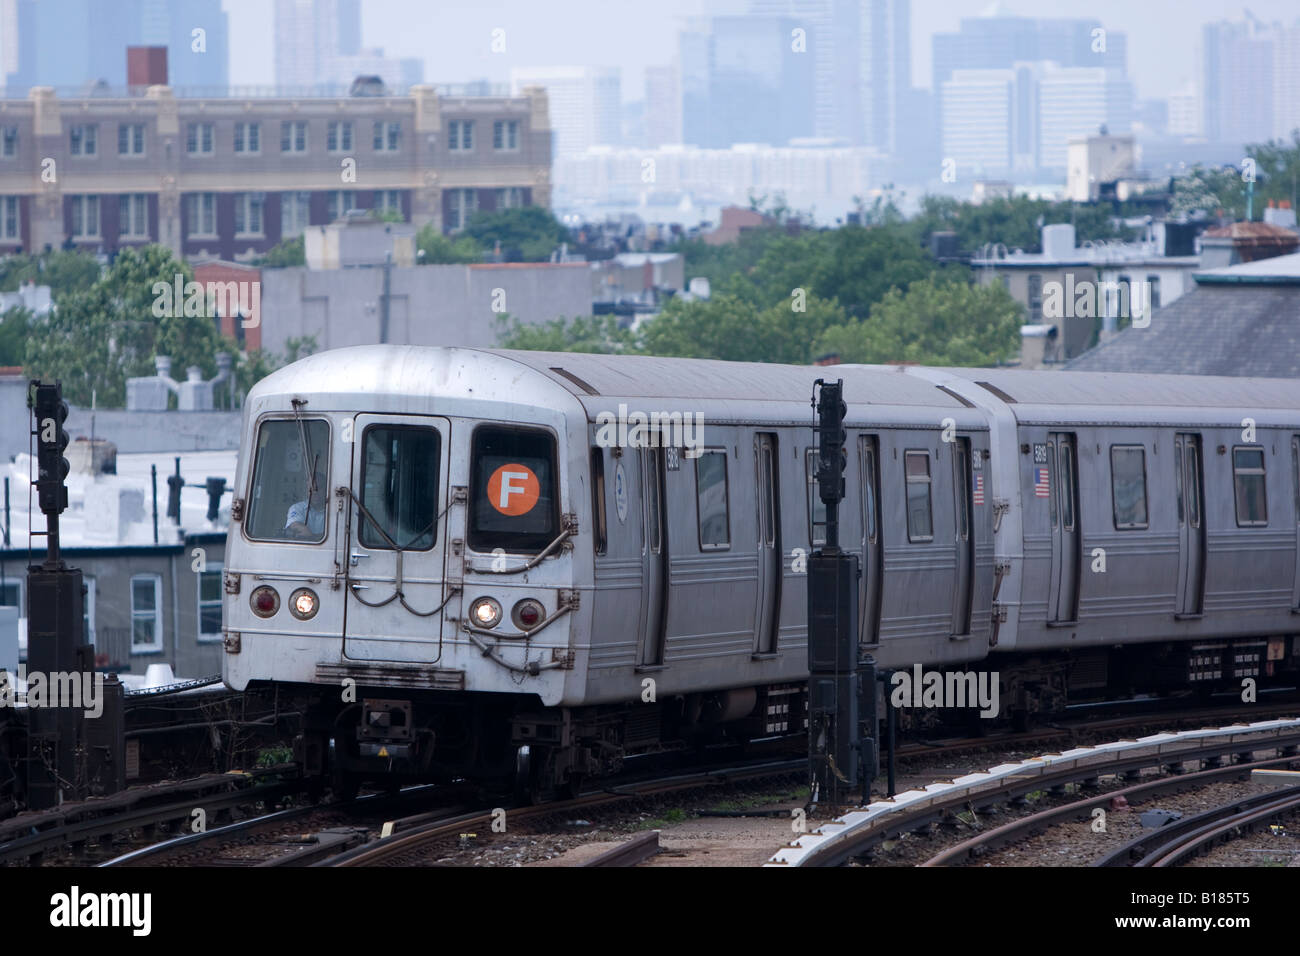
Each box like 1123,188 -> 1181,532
512,599 -> 545,631
469,597 -> 502,629
250,586 -> 280,618
289,588 -> 319,621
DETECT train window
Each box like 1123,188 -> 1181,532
469,426 -> 558,553
695,450 -> 730,550
1293,438 -> 1300,519
591,449 -> 607,556
1047,441 -> 1057,529
863,445 -> 878,545
904,450 -> 933,542
358,425 -> 440,550
1060,443 -> 1075,532
245,418 -> 331,543
1109,445 -> 1148,530
806,449 -> 826,546
1186,442 -> 1201,529
1232,447 -> 1268,527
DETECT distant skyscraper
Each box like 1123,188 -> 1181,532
749,0 -> 863,145
940,68 -> 1015,174
708,15 -> 814,148
932,14 -> 1126,91
1201,17 -> 1275,146
6,0 -> 228,90
1167,83 -> 1201,137
644,64 -> 682,147
1036,65 -> 1132,169
1274,23 -> 1300,141
275,0 -> 418,91
860,0 -> 909,152
510,66 -> 621,157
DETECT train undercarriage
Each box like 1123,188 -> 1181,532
279,634 -> 1300,799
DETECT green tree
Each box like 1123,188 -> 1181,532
233,334 -> 318,404
640,293 -> 848,365
415,224 -> 483,263
464,205 -> 569,261
24,245 -> 225,407
0,305 -> 31,366
495,313 -> 634,353
259,234 -> 305,268
0,250 -> 101,299
814,277 -> 1022,367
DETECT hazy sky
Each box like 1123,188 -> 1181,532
224,0 -> 1300,101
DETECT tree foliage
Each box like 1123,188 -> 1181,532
494,314 -> 633,353
815,277 -> 1023,367
463,205 -> 570,262
415,225 -> 483,264
0,250 -> 101,300
259,234 -> 305,268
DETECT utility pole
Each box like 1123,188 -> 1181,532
807,380 -> 876,812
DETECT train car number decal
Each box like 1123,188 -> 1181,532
614,462 -> 628,522
488,464 -> 541,516
1032,443 -> 1048,464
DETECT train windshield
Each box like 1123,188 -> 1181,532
469,426 -> 557,553
246,419 -> 331,542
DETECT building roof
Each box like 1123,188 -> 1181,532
1,450 -> 237,552
1064,282 -> 1300,377
1194,250 -> 1300,283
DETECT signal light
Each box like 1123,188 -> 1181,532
32,382 -> 70,516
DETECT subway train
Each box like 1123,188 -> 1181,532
220,346 -> 1300,794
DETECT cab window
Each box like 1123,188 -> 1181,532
469,426 -> 558,553
246,419 -> 330,542
359,425 -> 440,550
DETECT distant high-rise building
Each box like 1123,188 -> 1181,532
940,68 -> 1015,175
275,0 -> 413,91
932,14 -> 1126,91
1036,65 -> 1132,169
749,0 -> 863,145
1201,17 -> 1275,146
1274,23 -> 1300,141
707,15 -> 814,148
510,66 -> 621,157
6,0 -> 228,90
860,0 -> 909,152
644,64 -> 682,147
1167,83 -> 1201,137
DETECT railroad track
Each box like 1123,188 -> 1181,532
767,717 -> 1300,867
323,757 -> 806,867
0,766 -> 302,866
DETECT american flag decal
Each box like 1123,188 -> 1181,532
972,473 -> 984,505
1034,467 -> 1050,498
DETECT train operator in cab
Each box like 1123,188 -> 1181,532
284,463 -> 328,539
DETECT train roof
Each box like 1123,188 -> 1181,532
932,368 -> 1300,410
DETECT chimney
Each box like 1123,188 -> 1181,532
127,46 -> 168,87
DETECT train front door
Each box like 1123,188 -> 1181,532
951,437 -> 974,636
1174,433 -> 1206,617
858,435 -> 883,646
754,433 -> 780,655
343,414 -> 452,662
1292,436 -> 1300,610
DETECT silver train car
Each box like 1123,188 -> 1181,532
221,346 -> 1300,793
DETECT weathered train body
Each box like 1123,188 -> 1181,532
221,347 -> 1300,792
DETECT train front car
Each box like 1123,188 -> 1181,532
222,346 -> 587,797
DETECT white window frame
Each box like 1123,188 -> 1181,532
449,188 -> 477,231
130,573 -> 164,654
69,124 -> 97,157
1,126 -> 17,158
70,194 -> 100,239
0,196 -> 20,240
118,123 -> 146,157
327,121 -> 353,153
281,120 -> 308,154
375,190 -> 402,216
495,187 -> 524,210
197,561 -> 223,643
373,121 -> 400,152
327,190 -> 356,221
186,122 -> 214,156
280,191 -> 311,237
187,192 -> 217,238
234,122 -> 261,155
234,192 -> 265,237
118,193 -> 148,239
493,119 -> 518,151
448,120 -> 473,152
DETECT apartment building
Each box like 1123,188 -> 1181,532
0,82 -> 552,258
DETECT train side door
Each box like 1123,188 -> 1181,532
343,413 -> 451,662
1292,436 -> 1300,610
639,447 -> 669,667
1174,433 -> 1206,617
754,433 -> 780,655
1047,432 -> 1079,624
859,435 -> 883,646
950,437 -> 974,636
